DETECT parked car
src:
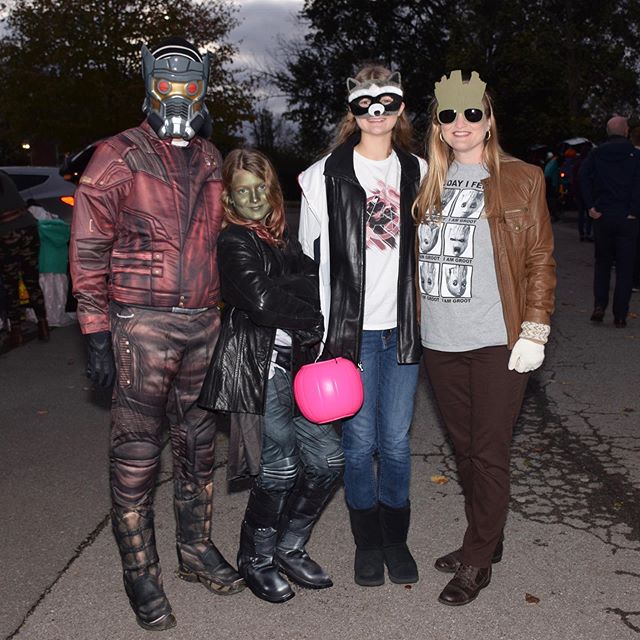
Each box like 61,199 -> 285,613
1,166 -> 76,222
60,140 -> 101,185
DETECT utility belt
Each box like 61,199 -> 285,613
112,302 -> 216,316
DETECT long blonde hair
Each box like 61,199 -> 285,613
330,64 -> 414,153
412,86 -> 510,224
221,149 -> 286,246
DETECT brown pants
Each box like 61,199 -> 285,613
109,302 -> 221,508
424,345 -> 529,567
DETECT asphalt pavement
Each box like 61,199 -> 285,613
1,214 -> 639,640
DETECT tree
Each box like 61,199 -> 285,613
277,0 -> 640,157
274,0 -> 452,156
0,0 -> 254,162
444,0 -> 640,152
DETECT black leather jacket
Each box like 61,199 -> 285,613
322,134 -> 422,364
198,224 -> 322,415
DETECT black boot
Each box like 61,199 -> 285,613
348,505 -> 385,587
237,485 -> 295,603
276,482 -> 335,589
174,481 -> 244,595
379,502 -> 418,584
111,506 -> 176,632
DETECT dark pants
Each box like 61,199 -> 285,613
593,215 -> 639,320
0,226 -> 46,324
577,206 -> 592,240
109,303 -> 221,509
258,368 -> 344,492
424,346 -> 529,567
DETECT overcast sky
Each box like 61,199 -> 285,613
229,0 -> 305,111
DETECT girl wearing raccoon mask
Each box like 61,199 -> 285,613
413,70 -> 556,606
298,64 -> 427,588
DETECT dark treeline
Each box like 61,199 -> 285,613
1,0 -> 638,196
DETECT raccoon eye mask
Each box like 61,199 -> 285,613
347,72 -> 404,118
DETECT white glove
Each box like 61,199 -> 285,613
508,338 -> 545,373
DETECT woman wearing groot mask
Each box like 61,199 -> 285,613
413,70 -> 556,606
199,149 -> 344,604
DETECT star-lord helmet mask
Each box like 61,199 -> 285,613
142,37 -> 211,140
347,72 -> 404,118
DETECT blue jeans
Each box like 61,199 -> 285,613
341,328 -> 419,510
258,368 -> 344,492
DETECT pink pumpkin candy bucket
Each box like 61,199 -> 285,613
293,357 -> 364,424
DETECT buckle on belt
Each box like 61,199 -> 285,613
170,306 -> 209,315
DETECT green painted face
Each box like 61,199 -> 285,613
229,169 -> 271,221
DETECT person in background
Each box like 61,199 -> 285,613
543,149 -> 561,221
0,170 -> 49,347
579,116 -> 640,327
69,37 -> 244,631
630,126 -> 640,292
298,64 -> 426,588
413,69 -> 556,606
199,149 -> 344,604
572,143 -> 594,242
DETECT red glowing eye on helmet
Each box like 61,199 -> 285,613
156,80 -> 171,95
186,81 -> 199,96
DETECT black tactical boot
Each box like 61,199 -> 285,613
379,502 -> 418,584
348,505 -> 385,587
174,481 -> 244,595
237,485 -> 295,603
275,482 -> 334,589
111,506 -> 176,632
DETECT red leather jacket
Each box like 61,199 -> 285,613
70,123 -> 223,334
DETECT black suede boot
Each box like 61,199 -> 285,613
174,481 -> 244,595
276,482 -> 334,589
348,505 -> 385,587
111,506 -> 176,632
379,502 -> 418,584
237,485 -> 295,603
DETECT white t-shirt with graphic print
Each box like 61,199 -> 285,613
418,161 -> 507,351
354,150 -> 417,330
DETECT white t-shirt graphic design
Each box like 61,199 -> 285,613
365,180 -> 400,252
354,150 -> 401,329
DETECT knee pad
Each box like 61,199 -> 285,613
258,455 -> 299,491
306,449 -> 345,489
111,438 -> 162,507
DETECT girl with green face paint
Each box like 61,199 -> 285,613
200,149 -> 344,604
228,169 -> 272,221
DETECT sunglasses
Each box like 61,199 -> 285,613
437,108 -> 485,124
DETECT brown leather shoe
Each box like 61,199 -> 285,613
590,306 -> 605,322
434,539 -> 503,574
438,564 -> 491,606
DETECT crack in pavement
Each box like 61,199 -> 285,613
6,448 -> 228,640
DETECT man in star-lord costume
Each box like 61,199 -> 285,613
70,37 -> 244,631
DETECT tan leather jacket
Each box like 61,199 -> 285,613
484,159 -> 556,348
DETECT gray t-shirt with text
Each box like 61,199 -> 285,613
418,161 -> 507,351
